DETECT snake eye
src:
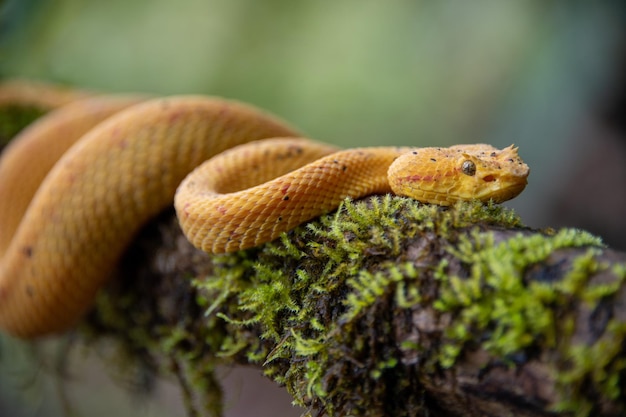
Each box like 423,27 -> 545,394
461,160 -> 476,176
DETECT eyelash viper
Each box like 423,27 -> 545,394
0,81 -> 529,338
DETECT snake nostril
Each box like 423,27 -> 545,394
483,175 -> 496,182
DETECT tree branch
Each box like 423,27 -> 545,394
78,198 -> 626,417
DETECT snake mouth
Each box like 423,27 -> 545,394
486,180 -> 528,203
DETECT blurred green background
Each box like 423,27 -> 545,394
1,0 -> 625,416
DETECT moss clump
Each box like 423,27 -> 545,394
195,197 -> 625,416
434,229 -> 604,366
433,225 -> 626,415
553,261 -> 626,415
84,196 -> 624,417
193,197 -> 528,415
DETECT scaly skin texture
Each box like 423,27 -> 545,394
0,81 -> 529,339
0,95 -> 146,255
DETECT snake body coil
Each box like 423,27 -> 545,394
0,82 -> 529,338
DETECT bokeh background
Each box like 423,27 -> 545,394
1,1 -> 625,416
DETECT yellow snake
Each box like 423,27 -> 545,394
0,81 -> 529,339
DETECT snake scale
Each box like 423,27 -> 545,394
0,80 -> 529,338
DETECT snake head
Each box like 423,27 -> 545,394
454,144 -> 530,203
388,144 -> 530,205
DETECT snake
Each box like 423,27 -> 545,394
0,81 -> 530,339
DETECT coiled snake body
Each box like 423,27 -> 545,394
0,81 -> 529,338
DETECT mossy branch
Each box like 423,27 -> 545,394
78,197 -> 626,417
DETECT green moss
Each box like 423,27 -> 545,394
342,263 -> 417,322
433,226 -> 626,415
198,197 -> 624,416
555,320 -> 626,415
434,230 -> 604,363
192,197 -> 536,415
82,196 -> 624,416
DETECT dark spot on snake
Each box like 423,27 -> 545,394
491,152 -> 497,157
412,151 -> 418,155
277,216 -> 283,222
23,246 -> 33,258
342,165 -> 347,171
283,195 -> 289,201
430,158 -> 436,162
508,158 -> 514,162
333,159 -> 339,164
